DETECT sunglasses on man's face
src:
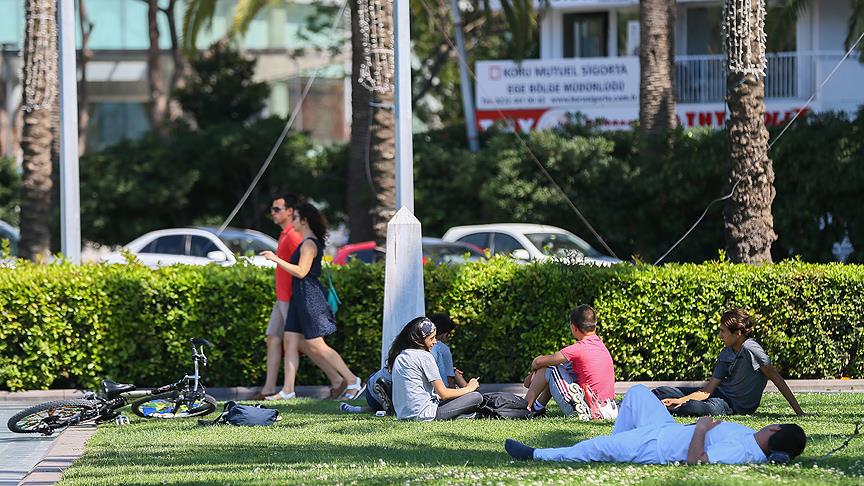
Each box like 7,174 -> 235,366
270,206 -> 287,213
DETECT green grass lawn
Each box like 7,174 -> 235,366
59,392 -> 864,485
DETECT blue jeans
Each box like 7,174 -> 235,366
651,386 -> 734,416
435,392 -> 483,420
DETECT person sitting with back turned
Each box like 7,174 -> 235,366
522,305 -> 617,420
505,384 -> 806,465
652,309 -> 805,417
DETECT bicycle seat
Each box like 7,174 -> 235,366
102,380 -> 136,399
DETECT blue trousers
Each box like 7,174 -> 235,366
651,386 -> 734,416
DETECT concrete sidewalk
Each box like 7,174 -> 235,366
3,379 -> 862,402
0,402 -> 55,486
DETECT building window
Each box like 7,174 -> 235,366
686,6 -> 723,55
86,102 -> 150,151
563,13 -> 608,58
617,8 -> 640,56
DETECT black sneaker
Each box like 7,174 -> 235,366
505,439 -> 535,460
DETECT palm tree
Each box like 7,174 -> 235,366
722,0 -> 775,263
19,0 -> 58,261
639,0 -> 677,137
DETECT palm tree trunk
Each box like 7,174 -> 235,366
639,0 -> 677,137
19,0 -> 57,261
369,90 -> 396,245
346,0 -> 375,243
723,0 -> 776,263
146,0 -> 168,131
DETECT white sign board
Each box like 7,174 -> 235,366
475,58 -> 639,110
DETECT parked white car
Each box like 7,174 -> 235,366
101,227 -> 277,269
442,223 -> 621,265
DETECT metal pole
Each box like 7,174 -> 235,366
448,0 -> 479,152
58,0 -> 81,264
393,0 -> 414,212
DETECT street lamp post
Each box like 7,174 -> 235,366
58,0 -> 81,264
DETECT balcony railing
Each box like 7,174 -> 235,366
675,52 -> 800,103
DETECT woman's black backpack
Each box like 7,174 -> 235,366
477,392 -> 533,419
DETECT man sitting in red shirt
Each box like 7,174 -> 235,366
523,305 -> 618,420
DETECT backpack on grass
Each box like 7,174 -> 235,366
477,392 -> 533,420
198,401 -> 278,427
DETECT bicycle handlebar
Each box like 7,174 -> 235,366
190,338 -> 213,348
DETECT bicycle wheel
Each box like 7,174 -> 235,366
131,392 -> 217,419
7,399 -> 101,434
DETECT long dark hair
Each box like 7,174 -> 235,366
293,202 -> 328,243
386,316 -> 437,371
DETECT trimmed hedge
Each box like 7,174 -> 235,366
1,258 -> 863,391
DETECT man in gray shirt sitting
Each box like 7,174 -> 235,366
653,309 -> 805,416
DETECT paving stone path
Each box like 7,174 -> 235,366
0,401 -> 55,486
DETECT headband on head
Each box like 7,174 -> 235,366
419,318 -> 436,338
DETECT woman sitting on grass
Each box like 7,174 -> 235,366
389,316 -> 482,421
653,309 -> 805,417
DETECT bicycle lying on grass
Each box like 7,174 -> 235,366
7,338 -> 218,435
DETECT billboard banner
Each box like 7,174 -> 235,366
475,58 -> 639,110
475,103 -> 812,132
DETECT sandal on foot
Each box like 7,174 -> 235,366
265,390 -> 296,401
341,377 -> 365,400
328,381 -> 348,400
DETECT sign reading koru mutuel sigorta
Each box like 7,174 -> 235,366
475,57 -> 639,111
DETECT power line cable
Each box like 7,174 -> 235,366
217,0 -> 349,234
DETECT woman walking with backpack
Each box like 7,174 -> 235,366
261,202 -> 362,401
389,317 -> 482,420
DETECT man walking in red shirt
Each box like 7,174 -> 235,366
258,194 -> 304,399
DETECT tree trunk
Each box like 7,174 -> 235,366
345,0 -> 377,244
369,90 -> 396,245
19,0 -> 57,261
163,0 -> 188,121
146,0 -> 167,131
723,0 -> 776,263
639,0 -> 677,137
78,0 -> 93,155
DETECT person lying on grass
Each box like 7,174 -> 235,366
523,305 -> 618,420
505,384 -> 806,465
652,309 -> 805,417
389,316 -> 482,421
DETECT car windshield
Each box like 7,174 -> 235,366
525,232 -> 603,258
423,244 -> 484,264
220,234 -> 277,256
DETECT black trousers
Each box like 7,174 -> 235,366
651,386 -> 735,416
435,391 -> 483,420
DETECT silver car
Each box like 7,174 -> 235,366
101,227 -> 277,268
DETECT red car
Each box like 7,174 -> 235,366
333,238 -> 485,265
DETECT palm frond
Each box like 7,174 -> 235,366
846,0 -> 864,62
228,0 -> 273,39
181,0 -> 219,53
499,0 -> 545,61
765,0 -> 810,52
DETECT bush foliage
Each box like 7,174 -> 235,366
2,258 -> 862,391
